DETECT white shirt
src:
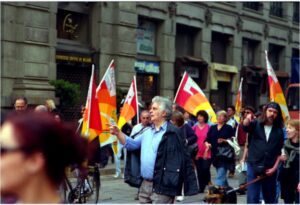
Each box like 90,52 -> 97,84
264,125 -> 273,142
227,117 -> 237,128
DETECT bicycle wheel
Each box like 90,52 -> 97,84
86,166 -> 100,203
93,167 -> 100,203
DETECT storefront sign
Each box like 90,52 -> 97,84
56,54 -> 92,63
134,60 -> 159,74
136,20 -> 156,55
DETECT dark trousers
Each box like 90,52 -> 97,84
283,189 -> 300,204
195,158 -> 211,192
247,163 -> 277,204
280,167 -> 300,204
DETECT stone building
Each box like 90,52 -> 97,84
1,2 -> 299,120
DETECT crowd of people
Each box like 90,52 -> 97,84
109,96 -> 299,204
0,95 -> 299,204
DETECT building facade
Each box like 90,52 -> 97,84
1,2 -> 299,119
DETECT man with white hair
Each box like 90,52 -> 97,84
109,96 -> 198,203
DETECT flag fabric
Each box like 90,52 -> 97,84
174,71 -> 217,123
96,60 -> 118,147
234,77 -> 243,123
81,65 -> 102,141
265,50 -> 290,122
117,76 -> 139,129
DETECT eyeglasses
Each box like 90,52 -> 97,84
0,147 -> 24,155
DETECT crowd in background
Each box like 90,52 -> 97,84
0,96 -> 299,204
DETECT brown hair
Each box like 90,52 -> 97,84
171,110 -> 184,127
5,112 -> 87,185
287,119 -> 300,132
260,102 -> 284,128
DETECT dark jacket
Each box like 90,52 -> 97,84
124,126 -> 148,188
124,122 -> 199,196
152,123 -> 199,196
182,123 -> 198,145
243,120 -> 284,173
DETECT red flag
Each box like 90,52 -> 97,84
81,65 -> 102,140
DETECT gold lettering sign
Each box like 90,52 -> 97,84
56,55 -> 92,63
63,14 -> 78,39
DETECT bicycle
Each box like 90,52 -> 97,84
63,163 -> 101,203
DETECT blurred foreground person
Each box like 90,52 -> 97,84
0,112 -> 87,203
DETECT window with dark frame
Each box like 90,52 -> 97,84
293,2 -> 299,22
136,18 -> 157,56
268,44 -> 284,71
242,39 -> 259,66
243,2 -> 261,11
175,24 -> 198,57
270,2 -> 283,18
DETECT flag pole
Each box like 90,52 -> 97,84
97,59 -> 115,92
86,64 -> 95,136
134,75 -> 139,124
174,71 -> 187,103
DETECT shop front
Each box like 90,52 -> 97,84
56,52 -> 93,121
174,56 -> 208,91
134,60 -> 159,108
209,63 -> 239,110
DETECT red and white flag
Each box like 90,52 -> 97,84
81,65 -> 102,141
117,76 -> 139,129
265,50 -> 290,122
174,71 -> 217,123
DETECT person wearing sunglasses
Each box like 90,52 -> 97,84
0,112 -> 87,203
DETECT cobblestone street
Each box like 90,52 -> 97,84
98,163 -> 248,204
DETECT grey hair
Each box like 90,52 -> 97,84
34,105 -> 48,113
152,96 -> 172,120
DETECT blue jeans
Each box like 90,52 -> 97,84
215,166 -> 229,187
114,143 -> 126,175
247,163 -> 277,204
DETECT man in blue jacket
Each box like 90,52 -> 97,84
109,96 -> 198,203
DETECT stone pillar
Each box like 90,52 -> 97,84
157,3 -> 176,99
201,26 -> 212,96
97,2 -> 137,90
1,2 -> 57,107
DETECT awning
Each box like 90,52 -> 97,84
209,63 -> 239,91
176,56 -> 208,67
175,56 -> 208,89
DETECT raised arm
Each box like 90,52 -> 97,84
108,124 -> 126,145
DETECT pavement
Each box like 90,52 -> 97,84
94,160 -> 284,204
98,160 -> 247,204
